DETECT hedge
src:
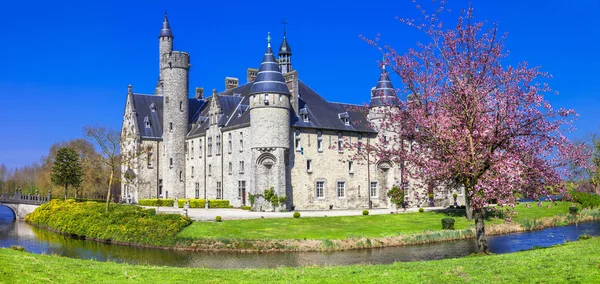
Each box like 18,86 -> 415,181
138,199 -> 175,207
208,200 -> 230,208
25,199 -> 192,246
241,206 -> 252,210
177,199 -> 207,208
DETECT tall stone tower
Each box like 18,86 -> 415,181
278,28 -> 292,74
155,13 -> 174,95
250,33 -> 291,202
160,16 -> 190,200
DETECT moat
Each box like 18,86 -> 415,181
1,207 -> 599,269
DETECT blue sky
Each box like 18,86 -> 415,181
1,0 -> 598,169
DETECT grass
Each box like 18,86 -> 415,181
178,201 -> 572,241
1,237 -> 598,283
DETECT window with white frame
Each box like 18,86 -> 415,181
337,181 -> 346,198
239,132 -> 244,152
239,161 -> 245,174
195,182 -> 200,198
191,141 -> 194,158
370,181 -> 378,198
238,180 -> 246,199
348,161 -> 354,173
216,135 -> 221,155
217,182 -> 222,199
295,130 -> 301,151
316,181 -> 324,198
147,152 -> 153,168
317,131 -> 323,152
306,159 -> 312,172
228,133 -> 232,153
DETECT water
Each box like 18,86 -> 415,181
1,205 -> 599,269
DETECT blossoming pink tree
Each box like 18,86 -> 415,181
361,3 -> 590,253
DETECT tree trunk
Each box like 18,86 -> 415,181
106,169 -> 114,212
465,198 -> 473,220
64,185 -> 68,200
474,208 -> 488,253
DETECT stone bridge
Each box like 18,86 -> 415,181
0,191 -> 50,220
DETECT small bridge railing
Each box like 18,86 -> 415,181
0,190 -> 50,205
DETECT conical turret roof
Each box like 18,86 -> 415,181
159,13 -> 173,38
279,36 -> 292,55
250,33 -> 291,95
370,64 -> 399,107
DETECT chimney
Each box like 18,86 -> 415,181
225,77 -> 239,90
195,87 -> 204,99
246,68 -> 258,83
285,70 -> 299,113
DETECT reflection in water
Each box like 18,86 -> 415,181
1,206 -> 599,269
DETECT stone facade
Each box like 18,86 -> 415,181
120,15 -> 464,210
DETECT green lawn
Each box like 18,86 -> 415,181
178,201 -> 572,240
1,237 -> 598,283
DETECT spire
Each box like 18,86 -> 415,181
159,13 -> 173,38
250,32 -> 290,95
278,19 -> 292,55
370,60 -> 399,107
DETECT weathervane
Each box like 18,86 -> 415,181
281,17 -> 288,36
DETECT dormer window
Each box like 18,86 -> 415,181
300,108 -> 310,122
338,112 -> 350,126
144,116 -> 151,128
150,103 -> 156,112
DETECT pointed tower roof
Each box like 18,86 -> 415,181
279,34 -> 292,55
250,32 -> 291,95
159,13 -> 173,38
370,63 -> 400,107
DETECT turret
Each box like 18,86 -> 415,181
250,32 -> 291,206
161,50 -> 190,200
158,13 -> 174,82
278,25 -> 292,74
369,63 -> 399,108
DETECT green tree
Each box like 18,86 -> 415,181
51,147 -> 83,200
589,134 -> 600,195
387,185 -> 405,212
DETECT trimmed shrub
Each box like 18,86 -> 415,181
448,205 -> 455,209
25,199 -> 192,246
138,199 -> 174,207
569,206 -> 579,215
418,208 -> 424,213
362,210 -> 369,216
452,193 -> 458,199
208,200 -> 230,208
293,212 -> 301,218
178,199 -> 206,208
460,205 -> 466,209
241,206 -> 252,210
215,216 -> 222,222
442,218 -> 456,230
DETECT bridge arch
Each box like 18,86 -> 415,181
0,204 -> 17,221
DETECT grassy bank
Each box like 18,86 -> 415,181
26,199 -> 192,246
1,237 -> 599,283
178,202 -> 573,240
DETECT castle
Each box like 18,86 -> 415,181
120,14 -> 460,210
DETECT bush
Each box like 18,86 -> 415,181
449,205 -> 455,209
569,206 -> 579,215
362,210 -> 369,216
138,199 -> 175,207
178,199 -> 206,208
460,205 -> 466,209
208,200 -> 230,208
241,206 -> 252,210
293,212 -> 300,218
442,218 -> 456,230
215,216 -> 222,222
570,191 -> 600,209
419,208 -> 424,213
25,199 -> 192,246
74,198 -> 105,203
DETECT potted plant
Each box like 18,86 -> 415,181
453,193 -> 458,206
428,193 -> 434,207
